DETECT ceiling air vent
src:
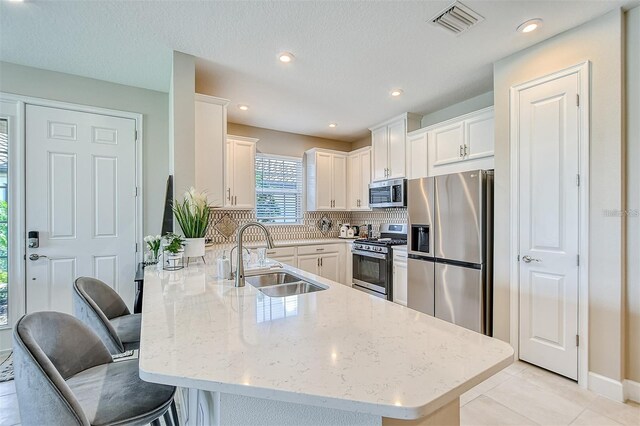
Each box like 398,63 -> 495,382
430,1 -> 484,35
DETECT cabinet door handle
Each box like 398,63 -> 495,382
464,144 -> 468,157
227,188 -> 231,201
320,257 -> 323,267
317,258 -> 320,267
460,145 -> 464,157
316,248 -> 325,251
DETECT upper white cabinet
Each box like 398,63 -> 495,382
347,147 -> 371,210
306,148 -> 347,211
195,94 -> 229,208
370,113 -> 422,182
406,130 -> 429,180
427,107 -> 495,176
225,135 -> 257,209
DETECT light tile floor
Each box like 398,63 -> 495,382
0,358 -> 638,426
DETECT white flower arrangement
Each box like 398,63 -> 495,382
144,234 -> 162,260
173,187 -> 211,238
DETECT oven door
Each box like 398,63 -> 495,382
352,250 -> 389,298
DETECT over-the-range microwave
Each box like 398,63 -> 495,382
369,178 -> 407,208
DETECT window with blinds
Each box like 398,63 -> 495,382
255,154 -> 304,224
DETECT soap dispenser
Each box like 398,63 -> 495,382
217,250 -> 231,280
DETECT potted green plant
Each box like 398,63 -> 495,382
163,232 -> 185,266
173,187 -> 211,260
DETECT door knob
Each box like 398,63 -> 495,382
29,254 -> 48,261
522,255 -> 541,263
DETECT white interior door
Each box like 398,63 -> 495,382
518,73 -> 580,380
26,105 -> 137,314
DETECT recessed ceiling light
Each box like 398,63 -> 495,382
328,123 -> 337,128
238,104 -> 249,111
517,18 -> 543,34
278,52 -> 295,63
390,89 -> 404,97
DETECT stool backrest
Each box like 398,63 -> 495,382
13,311 -> 113,426
73,277 -> 128,354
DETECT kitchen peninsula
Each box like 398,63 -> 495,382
139,262 -> 513,426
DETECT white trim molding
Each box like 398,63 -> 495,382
624,379 -> 640,403
508,61 -> 591,387
588,372 -> 624,403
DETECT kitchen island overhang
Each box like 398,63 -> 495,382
139,262 -> 513,425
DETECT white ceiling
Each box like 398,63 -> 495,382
1,0 -> 635,141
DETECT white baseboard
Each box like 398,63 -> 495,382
588,372 -> 624,402
624,379 -> 640,403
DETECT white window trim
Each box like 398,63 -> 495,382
255,153 -> 304,225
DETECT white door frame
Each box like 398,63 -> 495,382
0,92 -> 143,333
508,61 -> 590,387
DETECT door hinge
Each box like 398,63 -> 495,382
577,254 -> 580,266
576,334 -> 580,347
576,94 -> 580,107
576,174 -> 580,187
134,187 -> 139,197
517,254 -> 520,262
135,130 -> 139,141
135,243 -> 139,252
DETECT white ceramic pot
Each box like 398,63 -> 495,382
183,237 -> 206,258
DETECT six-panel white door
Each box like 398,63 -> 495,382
518,72 -> 580,380
25,105 -> 137,314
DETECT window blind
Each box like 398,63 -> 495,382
255,154 -> 303,224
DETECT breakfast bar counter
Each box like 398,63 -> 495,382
139,262 -> 513,425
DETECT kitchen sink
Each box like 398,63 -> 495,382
245,272 -> 326,297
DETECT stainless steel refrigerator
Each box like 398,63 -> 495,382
407,170 -> 493,335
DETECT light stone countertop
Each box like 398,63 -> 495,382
139,262 -> 513,420
206,237 -> 356,251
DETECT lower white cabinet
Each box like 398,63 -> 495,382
393,248 -> 408,306
297,244 -> 341,281
265,247 -> 296,267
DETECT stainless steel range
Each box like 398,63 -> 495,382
351,224 -> 407,300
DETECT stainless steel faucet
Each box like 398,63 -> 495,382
235,222 -> 274,287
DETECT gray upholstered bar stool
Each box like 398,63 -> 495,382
13,311 -> 177,426
73,277 -> 141,354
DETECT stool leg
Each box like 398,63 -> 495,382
171,400 -> 180,425
163,408 -> 175,426
150,419 -> 162,426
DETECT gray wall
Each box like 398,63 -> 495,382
626,5 -> 640,383
227,122 -> 352,158
420,91 -> 494,128
493,9 -> 625,382
0,61 -> 169,236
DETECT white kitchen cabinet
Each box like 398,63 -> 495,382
427,107 -> 495,176
406,130 -> 429,180
393,248 -> 408,306
195,94 -> 229,207
266,247 -> 296,267
306,149 -> 348,211
369,113 -> 422,182
347,147 -> 371,210
225,136 -> 257,209
297,244 -> 341,282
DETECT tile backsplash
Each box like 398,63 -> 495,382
206,209 -> 407,244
